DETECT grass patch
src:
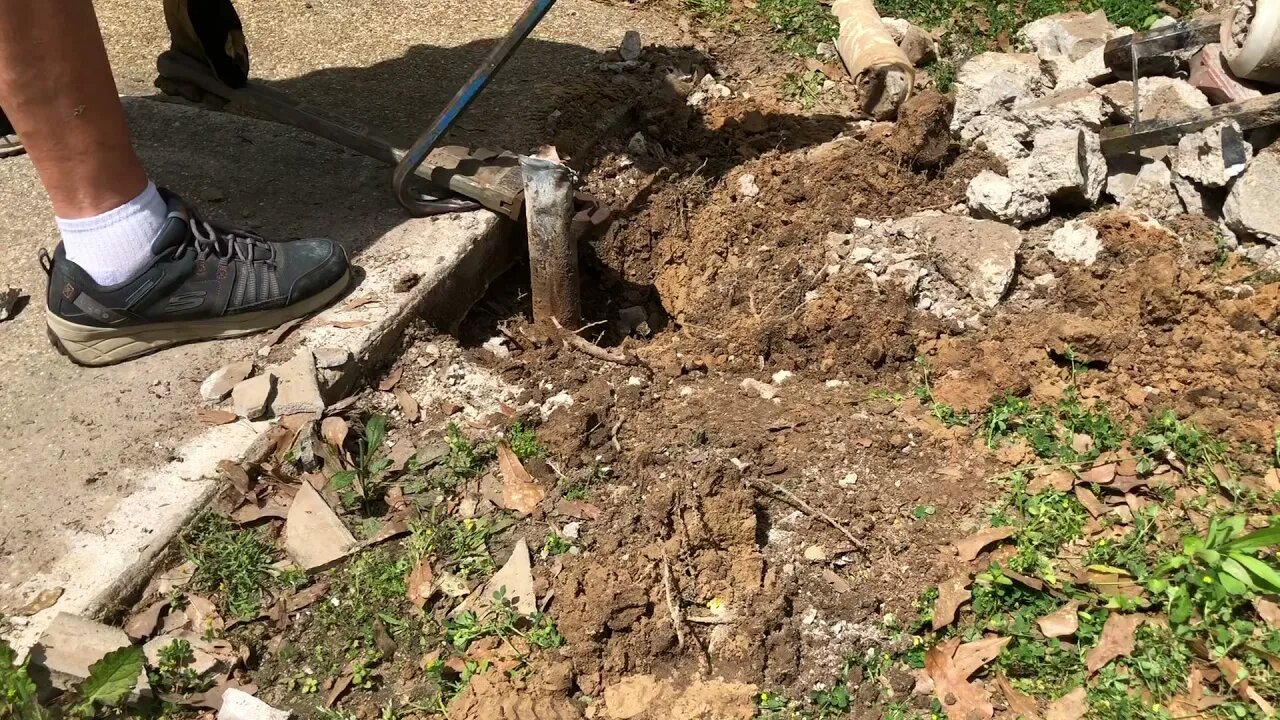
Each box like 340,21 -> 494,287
181,511 -> 279,618
756,0 -> 837,55
984,391 -> 1125,464
780,69 -> 826,108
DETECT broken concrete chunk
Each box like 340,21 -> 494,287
1121,160 -> 1184,220
1051,45 -> 1115,88
312,346 -> 352,369
284,481 -> 357,572
1013,87 -> 1107,130
959,115 -> 1031,165
1095,77 -> 1210,123
30,613 -> 148,693
200,359 -> 255,402
1019,10 -> 1118,62
269,349 -> 325,416
1225,146 -> 1280,243
966,170 -> 1050,226
619,30 -> 642,62
740,378 -> 778,400
1172,120 -> 1252,187
1172,172 -> 1214,216
452,538 -> 536,618
231,373 -> 275,420
1048,219 -> 1103,265
0,287 -> 20,322
901,215 -> 1022,307
1009,127 -> 1105,205
879,19 -> 937,66
219,688 -> 291,720
951,52 -> 1047,131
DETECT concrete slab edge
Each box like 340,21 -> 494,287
6,210 -> 516,653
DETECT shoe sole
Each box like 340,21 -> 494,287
46,269 -> 351,366
0,140 -> 24,158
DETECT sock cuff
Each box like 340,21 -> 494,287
56,182 -> 165,234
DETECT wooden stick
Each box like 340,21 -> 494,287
661,554 -> 686,650
552,317 -> 648,368
750,479 -> 866,551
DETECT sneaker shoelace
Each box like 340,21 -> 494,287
181,216 -> 274,266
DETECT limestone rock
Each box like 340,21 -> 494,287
268,348 -> 325,416
966,170 -> 1050,226
29,613 -> 149,694
284,481 -> 357,572
200,359 -> 254,402
1012,86 -> 1107,131
1009,127 -> 1105,205
951,53 -> 1047,131
1172,120 -> 1252,187
1051,45 -> 1115,88
231,373 -> 275,420
1225,146 -> 1280,243
959,115 -> 1031,165
1048,219 -> 1103,265
619,30 -> 642,62
902,215 -> 1022,307
219,689 -> 291,720
1121,160 -> 1184,220
1019,10 -> 1118,62
1095,77 -> 1210,123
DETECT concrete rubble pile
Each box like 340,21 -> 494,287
947,9 -> 1280,262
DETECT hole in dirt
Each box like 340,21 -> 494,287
1048,348 -> 1110,372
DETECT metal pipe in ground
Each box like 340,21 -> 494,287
520,155 -> 581,329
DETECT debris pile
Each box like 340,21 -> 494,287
951,8 -> 1280,256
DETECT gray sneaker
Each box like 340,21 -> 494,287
0,109 -> 22,158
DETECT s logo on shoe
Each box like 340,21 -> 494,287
62,282 -> 76,300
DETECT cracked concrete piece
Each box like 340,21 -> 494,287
200,359 -> 254,402
1051,45 -> 1115,88
966,170 -> 1050,226
951,52 -> 1047,130
1010,126 -> 1105,204
268,348 -> 325,416
1226,146 -> 1280,243
29,613 -> 148,693
1095,77 -> 1210,123
219,688 -> 291,720
1048,219 -> 1103,265
1019,10 -> 1118,61
902,214 -> 1022,307
312,347 -> 352,369
1172,172 -> 1214,216
285,482 -> 357,572
1172,120 -> 1252,187
959,115 -> 1031,165
1013,86 -> 1107,130
232,373 -> 276,420
1121,160 -> 1184,220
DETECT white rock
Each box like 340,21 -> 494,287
1009,127 -> 1105,204
1012,87 -> 1107,131
740,378 -> 778,400
737,173 -> 760,198
541,391 -> 575,419
231,373 -> 275,420
200,359 -> 254,402
1050,45 -> 1116,88
959,115 -> 1032,165
803,545 -> 829,561
966,169 -> 1050,226
218,689 -> 291,720
951,53 -> 1047,131
1019,10 -> 1118,62
1225,146 -> 1280,243
483,336 -> 511,359
267,349 -> 325,417
1095,77 -> 1210,123
562,522 -> 582,539
1121,160 -> 1184,220
1172,120 -> 1252,187
839,471 -> 858,487
771,370 -> 794,385
899,214 -> 1023,307
1048,219 -> 1103,265
1171,172 -> 1213,216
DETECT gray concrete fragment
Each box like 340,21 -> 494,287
1172,120 -> 1252,187
311,347 -> 352,369
29,613 -> 148,693
1013,86 -> 1107,131
959,115 -> 1032,165
901,215 -> 1022,307
1095,77 -> 1210,123
1171,172 -> 1215,216
1009,127 -> 1105,204
619,30 -> 642,62
231,373 -> 275,420
1019,10 -> 1118,62
1121,160 -> 1184,220
200,359 -> 254,403
1225,146 -> 1280,243
1047,219 -> 1103,265
268,349 -> 325,417
966,170 -> 1050,226
284,482 -> 357,572
1050,45 -> 1115,88
219,688 -> 291,720
951,53 -> 1047,131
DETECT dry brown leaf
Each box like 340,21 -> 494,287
285,580 -> 331,613
1087,570 -> 1146,601
385,486 -> 409,514
933,574 -> 972,631
378,366 -> 403,392
1002,568 -> 1045,591
394,388 -> 420,422
1037,601 -> 1079,638
556,500 -> 600,520
1079,463 -> 1117,485
325,668 -> 354,707
261,317 -> 304,349
231,500 -> 290,525
216,460 -> 252,496
197,409 -> 238,425
320,416 -> 348,449
996,674 -> 1040,719
1074,486 -> 1107,518
1028,469 -> 1075,494
388,442 -> 417,473
925,637 -> 995,720
125,600 -> 169,641
954,526 -> 1017,562
342,294 -> 377,310
498,444 -> 547,515
363,518 -> 410,547
1086,613 -> 1144,674
1044,687 -> 1087,720
1255,598 -> 1280,628
1218,656 -> 1276,716
953,635 -> 1011,679
406,558 -> 435,610
1111,475 -> 1149,493
7,587 -> 64,616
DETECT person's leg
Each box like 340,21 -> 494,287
0,0 -> 350,366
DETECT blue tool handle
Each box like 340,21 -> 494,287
393,0 -> 560,216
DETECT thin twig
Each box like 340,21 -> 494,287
661,553 -> 686,650
750,479 -> 866,551
553,316 -> 649,369
611,417 -> 624,453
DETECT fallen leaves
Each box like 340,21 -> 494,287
320,416 -> 348,449
1086,613 -> 1144,674
1218,656 -> 1277,716
995,674 -> 1039,719
1044,687 -> 1088,720
1255,598 -> 1280,628
498,444 -> 547,515
1036,601 -> 1079,639
954,526 -> 1017,562
925,636 -> 1010,720
406,558 -> 435,610
933,574 -> 972,631
124,600 -> 169,640
377,366 -> 403,392
197,408 -> 239,425
393,388 -> 419,422
284,581 -> 331,613
5,586 -> 63,616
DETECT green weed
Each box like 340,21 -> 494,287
443,423 -> 493,481
914,359 -> 971,427
148,638 -> 211,696
543,532 -> 573,557
755,0 -> 837,55
780,69 -> 825,109
330,414 -> 394,513
445,588 -> 564,651
685,0 -> 730,17
1134,410 -> 1234,489
407,511 -> 497,580
506,422 -> 545,460
2,637 -> 144,719
984,392 -> 1123,464
320,547 -> 412,631
182,511 -> 278,618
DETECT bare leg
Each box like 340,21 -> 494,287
0,0 -> 148,219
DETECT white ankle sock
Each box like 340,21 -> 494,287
58,181 -> 168,286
